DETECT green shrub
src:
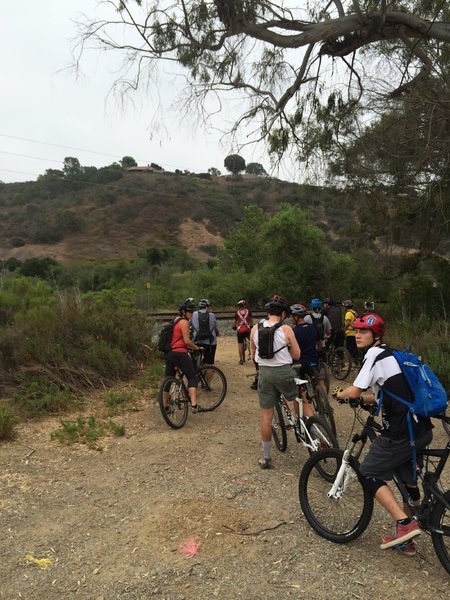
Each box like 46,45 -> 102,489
0,404 -> 19,440
105,390 -> 137,412
12,379 -> 76,418
51,415 -> 125,449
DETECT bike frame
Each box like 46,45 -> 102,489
277,377 -> 323,452
328,408 -> 450,534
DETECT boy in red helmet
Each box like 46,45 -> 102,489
333,313 -> 433,557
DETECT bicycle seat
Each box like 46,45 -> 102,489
294,378 -> 309,386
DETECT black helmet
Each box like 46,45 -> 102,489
179,302 -> 196,313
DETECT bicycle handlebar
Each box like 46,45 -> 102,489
338,396 -> 377,414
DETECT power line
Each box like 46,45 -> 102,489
0,149 -> 63,164
0,132 -> 121,160
0,131 -> 218,174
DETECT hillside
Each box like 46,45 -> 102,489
0,171 -> 348,264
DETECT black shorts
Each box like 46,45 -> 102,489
359,430 -> 433,483
197,344 -> 216,365
237,330 -> 250,343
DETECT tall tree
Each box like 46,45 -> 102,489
224,154 -> 246,175
76,2 -> 450,160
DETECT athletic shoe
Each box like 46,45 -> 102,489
392,541 -> 416,556
380,520 -> 421,549
191,405 -> 203,414
258,458 -> 272,470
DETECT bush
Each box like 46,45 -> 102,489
0,404 -> 19,440
12,379 -> 76,418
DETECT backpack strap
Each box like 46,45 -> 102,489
377,389 -> 418,481
269,321 -> 287,355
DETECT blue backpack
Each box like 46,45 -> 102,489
377,350 -> 448,479
389,350 -> 447,417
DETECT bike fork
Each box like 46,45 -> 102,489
327,449 -> 355,499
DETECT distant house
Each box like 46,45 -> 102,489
127,163 -> 165,173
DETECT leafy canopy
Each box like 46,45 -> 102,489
76,2 -> 450,161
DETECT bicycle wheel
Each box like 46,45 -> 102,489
272,402 -> 288,452
305,416 -> 339,480
430,489 -> 450,575
314,387 -> 337,439
159,376 -> 189,429
196,366 -> 227,411
299,448 -> 374,543
330,346 -> 352,380
319,360 -> 331,394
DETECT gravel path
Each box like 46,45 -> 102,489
1,336 -> 449,599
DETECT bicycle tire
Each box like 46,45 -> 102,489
196,366 -> 227,411
319,360 -> 331,394
430,489 -> 450,575
159,376 -> 189,429
314,387 -> 337,439
299,448 -> 374,543
272,402 -> 288,452
305,416 -> 339,480
330,346 -> 352,380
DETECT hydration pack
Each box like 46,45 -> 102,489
157,320 -> 176,354
376,349 -> 447,479
196,311 -> 211,341
257,322 -> 285,359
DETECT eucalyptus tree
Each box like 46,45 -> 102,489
76,1 -> 450,160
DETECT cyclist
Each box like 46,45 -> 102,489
323,298 -> 344,350
163,302 -> 203,413
305,298 -> 331,353
342,299 -> 358,359
191,298 -> 219,365
333,313 -> 433,556
290,304 -> 317,419
250,295 -> 300,469
233,300 -> 253,365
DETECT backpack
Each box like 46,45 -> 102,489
257,322 -> 285,359
311,314 -> 325,340
157,319 -> 177,354
387,350 -> 447,418
376,349 -> 448,479
196,311 -> 211,341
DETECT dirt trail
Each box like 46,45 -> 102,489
1,336 -> 449,599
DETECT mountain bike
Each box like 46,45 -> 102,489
159,350 -> 227,429
271,377 -> 338,478
327,342 -> 352,380
292,364 -> 336,438
299,399 -> 450,575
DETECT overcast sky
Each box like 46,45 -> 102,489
1,1 -> 280,184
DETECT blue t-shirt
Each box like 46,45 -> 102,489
292,323 -> 318,364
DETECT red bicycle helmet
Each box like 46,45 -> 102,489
353,313 -> 386,337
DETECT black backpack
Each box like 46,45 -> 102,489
196,311 -> 211,341
257,322 -> 285,359
157,319 -> 182,354
311,314 -> 325,340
